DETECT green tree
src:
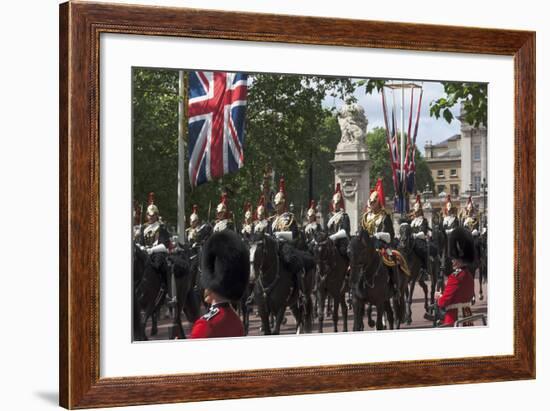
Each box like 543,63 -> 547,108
429,82 -> 487,128
132,68 -> 179,228
366,127 -> 434,201
358,79 -> 488,128
132,69 -> 356,229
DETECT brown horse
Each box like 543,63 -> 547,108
347,230 -> 401,330
313,232 -> 348,333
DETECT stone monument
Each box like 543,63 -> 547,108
330,103 -> 371,234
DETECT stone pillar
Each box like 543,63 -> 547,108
331,103 -> 371,234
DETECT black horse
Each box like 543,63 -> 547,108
347,230 -> 404,331
133,245 -> 166,341
133,243 -> 201,341
313,232 -> 348,333
471,229 -> 488,302
398,223 -> 440,323
249,233 -> 315,334
430,211 -> 447,292
166,245 -> 201,338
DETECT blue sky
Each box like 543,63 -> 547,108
325,80 -> 462,154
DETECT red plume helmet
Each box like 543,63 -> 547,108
147,192 -> 156,205
413,193 -> 422,213
375,178 -> 385,208
331,183 -> 345,211
256,195 -> 266,220
133,200 -> 141,225
274,177 -> 287,208
307,200 -> 317,217
216,193 -> 228,215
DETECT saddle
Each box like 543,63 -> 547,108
377,248 -> 411,277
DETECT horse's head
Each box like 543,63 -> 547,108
195,223 -> 213,243
347,229 -> 375,282
398,222 -> 413,251
313,231 -> 333,265
248,232 -> 272,283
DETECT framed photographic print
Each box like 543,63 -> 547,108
59,1 -> 535,408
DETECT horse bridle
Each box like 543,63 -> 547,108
253,236 -> 281,299
350,239 -> 383,289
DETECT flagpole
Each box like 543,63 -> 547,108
177,70 -> 188,244
400,80 -> 405,215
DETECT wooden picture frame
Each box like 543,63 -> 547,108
59,1 -> 535,408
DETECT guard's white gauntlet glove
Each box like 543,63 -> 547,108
374,232 -> 391,244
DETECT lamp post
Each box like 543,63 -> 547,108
422,182 -> 433,225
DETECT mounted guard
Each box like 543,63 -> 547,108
461,196 -> 480,237
241,202 -> 254,240
253,195 -> 270,235
136,192 -> 172,293
361,179 -> 411,291
326,183 -> 350,259
409,194 -> 434,269
213,193 -> 234,233
304,200 -> 322,246
186,204 -> 201,244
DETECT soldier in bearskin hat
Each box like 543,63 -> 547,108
213,193 -> 234,233
190,230 -> 250,338
435,227 -> 476,326
326,183 -> 351,259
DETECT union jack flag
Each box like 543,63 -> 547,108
188,71 -> 248,187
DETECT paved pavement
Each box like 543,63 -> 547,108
144,279 -> 488,340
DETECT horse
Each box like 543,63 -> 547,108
347,230 -> 403,331
133,245 -> 166,341
470,228 -> 488,303
250,233 -> 312,335
313,231 -> 348,333
430,211 -> 447,292
398,223 -> 439,324
166,245 -> 202,338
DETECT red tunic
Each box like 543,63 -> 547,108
190,303 -> 244,339
437,268 -> 475,326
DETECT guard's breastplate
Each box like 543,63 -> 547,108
241,223 -> 253,236
443,215 -> 457,230
411,216 -> 425,233
463,216 -> 477,231
213,219 -> 231,233
271,212 -> 294,232
143,222 -> 160,247
254,219 -> 268,234
187,227 -> 198,242
363,211 -> 385,235
327,211 -> 343,233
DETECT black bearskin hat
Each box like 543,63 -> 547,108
200,230 -> 250,301
448,227 -> 475,264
